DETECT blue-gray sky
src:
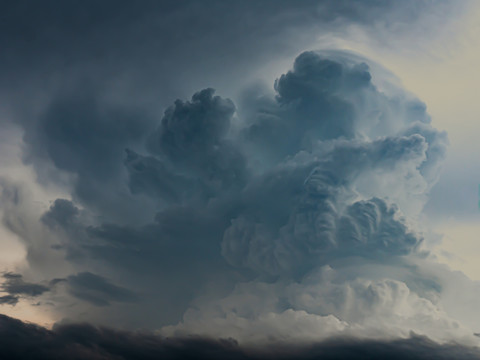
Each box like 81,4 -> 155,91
1,1 -> 480,359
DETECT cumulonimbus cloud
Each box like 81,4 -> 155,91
1,48 -> 476,350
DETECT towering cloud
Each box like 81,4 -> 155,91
156,52 -> 470,345
0,1 -> 477,357
4,49 -> 467,344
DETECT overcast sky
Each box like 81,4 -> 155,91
1,1 -> 480,359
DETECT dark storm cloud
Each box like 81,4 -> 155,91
0,0 -> 394,123
222,173 -> 422,277
143,88 -> 247,199
223,122 -> 430,276
0,0 -> 475,349
41,199 -> 90,260
25,90 -> 148,180
1,273 -> 49,298
337,198 -> 419,255
32,88 -> 253,322
62,272 -> 138,307
124,150 -> 192,203
41,199 -> 80,229
2,0 -> 454,229
4,0 -> 461,193
21,89 -> 153,223
147,89 -> 235,158
1,0 -> 459,89
42,197 -> 230,279
1,314 -> 480,360
79,206 -> 234,324
17,49 -> 446,329
0,295 -> 19,306
401,122 -> 448,185
35,197 -> 237,325
0,269 -> 137,308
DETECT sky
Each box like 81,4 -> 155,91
1,1 -> 480,359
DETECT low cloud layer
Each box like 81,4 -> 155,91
1,314 -> 480,360
0,271 -> 137,309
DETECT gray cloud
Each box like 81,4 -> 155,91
41,199 -> 80,229
18,51 -> 448,334
124,150 -> 192,204
222,132 -> 429,276
0,268 -> 138,310
1,313 -> 480,360
0,0 -> 471,349
241,51 -> 435,167
62,272 -> 139,307
157,52 -> 455,340
142,88 -> 247,201
1,273 -> 49,298
0,270 -> 139,309
0,49 -> 452,335
0,295 -> 18,306
2,1 -> 461,207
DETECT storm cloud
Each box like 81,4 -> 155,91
8,50 -> 455,340
0,1 -> 477,358
1,273 -> 49,297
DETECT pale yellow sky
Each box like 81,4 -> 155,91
435,220 -> 480,280
0,123 -> 67,326
340,3 -> 480,154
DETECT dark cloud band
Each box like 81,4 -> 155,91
1,314 -> 480,360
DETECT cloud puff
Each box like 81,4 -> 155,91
222,196 -> 421,277
241,51 -> 436,164
41,199 -> 80,229
141,88 -> 247,201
